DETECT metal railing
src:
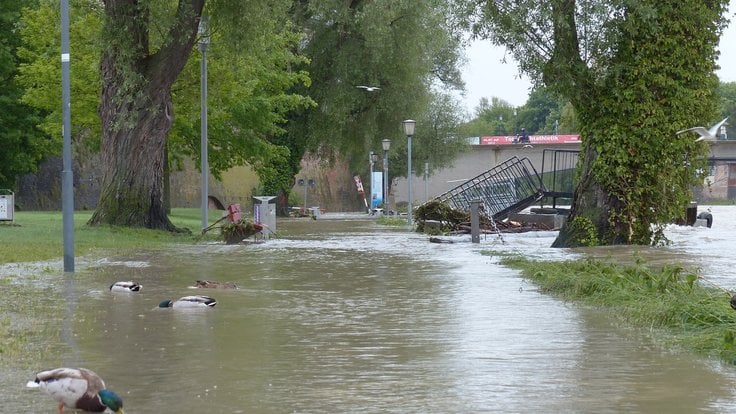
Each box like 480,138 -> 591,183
433,156 -> 546,220
540,149 -> 579,208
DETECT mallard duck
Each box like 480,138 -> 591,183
191,280 -> 238,289
27,367 -> 124,413
109,281 -> 141,293
158,295 -> 217,308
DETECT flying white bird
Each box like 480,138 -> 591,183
356,85 -> 381,92
676,117 -> 729,142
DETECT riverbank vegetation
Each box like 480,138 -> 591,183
496,253 -> 736,365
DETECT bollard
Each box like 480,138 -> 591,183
470,200 -> 481,243
685,201 -> 697,226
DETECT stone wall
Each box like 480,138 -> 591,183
15,155 -> 259,212
14,152 -> 363,213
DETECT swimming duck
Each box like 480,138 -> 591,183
158,295 -> 217,308
109,281 -> 141,293
191,280 -> 238,289
27,367 -> 124,413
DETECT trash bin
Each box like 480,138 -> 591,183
253,196 -> 276,239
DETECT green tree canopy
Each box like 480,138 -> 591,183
17,0 -> 314,228
0,0 -> 51,189
287,0 -> 466,177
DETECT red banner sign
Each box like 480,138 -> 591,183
479,134 -> 581,145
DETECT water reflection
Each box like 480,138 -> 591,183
4,207 -> 736,412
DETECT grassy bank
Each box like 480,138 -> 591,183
0,208 -> 217,265
495,253 -> 736,365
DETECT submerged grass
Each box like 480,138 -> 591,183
0,209 -> 223,364
496,254 -> 736,365
0,208 -> 219,265
377,216 -> 409,226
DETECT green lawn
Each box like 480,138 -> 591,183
0,209 -> 219,265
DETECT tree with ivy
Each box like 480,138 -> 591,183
459,0 -> 729,246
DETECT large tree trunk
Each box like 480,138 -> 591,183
551,140 -> 626,247
88,0 -> 205,230
90,84 -> 174,229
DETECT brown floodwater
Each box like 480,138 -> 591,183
3,207 -> 736,413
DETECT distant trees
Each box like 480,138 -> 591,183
717,81 -> 736,138
461,87 -> 578,137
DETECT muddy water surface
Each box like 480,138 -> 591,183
2,207 -> 736,413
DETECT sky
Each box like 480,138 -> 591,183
459,1 -> 736,114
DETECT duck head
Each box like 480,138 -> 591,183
98,389 -> 124,413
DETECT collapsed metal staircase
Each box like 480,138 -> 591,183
433,156 -> 547,221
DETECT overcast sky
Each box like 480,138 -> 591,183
459,2 -> 736,114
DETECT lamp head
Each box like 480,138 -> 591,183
402,119 -> 416,136
198,15 -> 210,49
382,139 -> 391,151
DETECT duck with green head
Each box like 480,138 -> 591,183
28,367 -> 124,413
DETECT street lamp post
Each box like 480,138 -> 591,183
199,16 -> 210,232
402,120 -> 416,224
297,178 -> 316,214
424,161 -> 429,203
382,139 -> 391,215
60,0 -> 74,272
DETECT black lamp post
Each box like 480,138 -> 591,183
369,151 -> 379,211
382,139 -> 391,215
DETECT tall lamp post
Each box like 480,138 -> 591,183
382,139 -> 391,215
424,161 -> 429,203
60,0 -> 74,272
402,119 -> 416,224
199,16 -> 210,232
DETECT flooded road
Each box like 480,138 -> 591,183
3,206 -> 736,413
